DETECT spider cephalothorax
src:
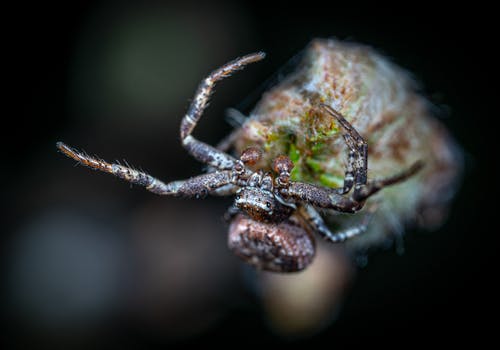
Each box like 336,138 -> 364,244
57,49 -> 426,272
232,149 -> 296,224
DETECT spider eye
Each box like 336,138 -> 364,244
236,194 -> 241,200
266,202 -> 271,209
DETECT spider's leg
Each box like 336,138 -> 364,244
223,205 -> 241,222
211,184 -> 240,196
284,182 -> 363,213
299,204 -> 377,243
215,108 -> 250,152
284,158 -> 422,213
319,104 -> 367,194
57,142 -> 233,198
335,149 -> 357,195
180,52 -> 265,171
216,128 -> 240,152
353,160 -> 424,202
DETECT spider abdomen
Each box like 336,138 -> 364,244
228,214 -> 315,272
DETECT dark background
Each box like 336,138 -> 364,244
3,1 -> 493,347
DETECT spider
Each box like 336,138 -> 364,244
57,52 -> 422,272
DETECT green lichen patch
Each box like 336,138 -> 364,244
319,173 -> 344,188
261,108 -> 344,189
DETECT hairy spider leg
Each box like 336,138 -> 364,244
352,160 -> 424,202
285,161 -> 422,213
180,52 -> 265,171
319,104 -> 368,195
56,142 -> 234,197
299,204 -> 377,243
57,54 -> 266,198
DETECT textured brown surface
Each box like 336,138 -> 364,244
228,214 -> 315,272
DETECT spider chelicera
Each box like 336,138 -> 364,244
57,52 -> 422,272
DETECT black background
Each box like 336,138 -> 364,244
3,1 -> 493,347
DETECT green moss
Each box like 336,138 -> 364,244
310,141 -> 324,154
319,173 -> 344,188
295,110 -> 341,187
264,131 -> 278,152
261,111 -> 342,189
288,142 -> 301,163
305,157 -> 322,172
290,165 -> 302,181
324,126 -> 339,137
